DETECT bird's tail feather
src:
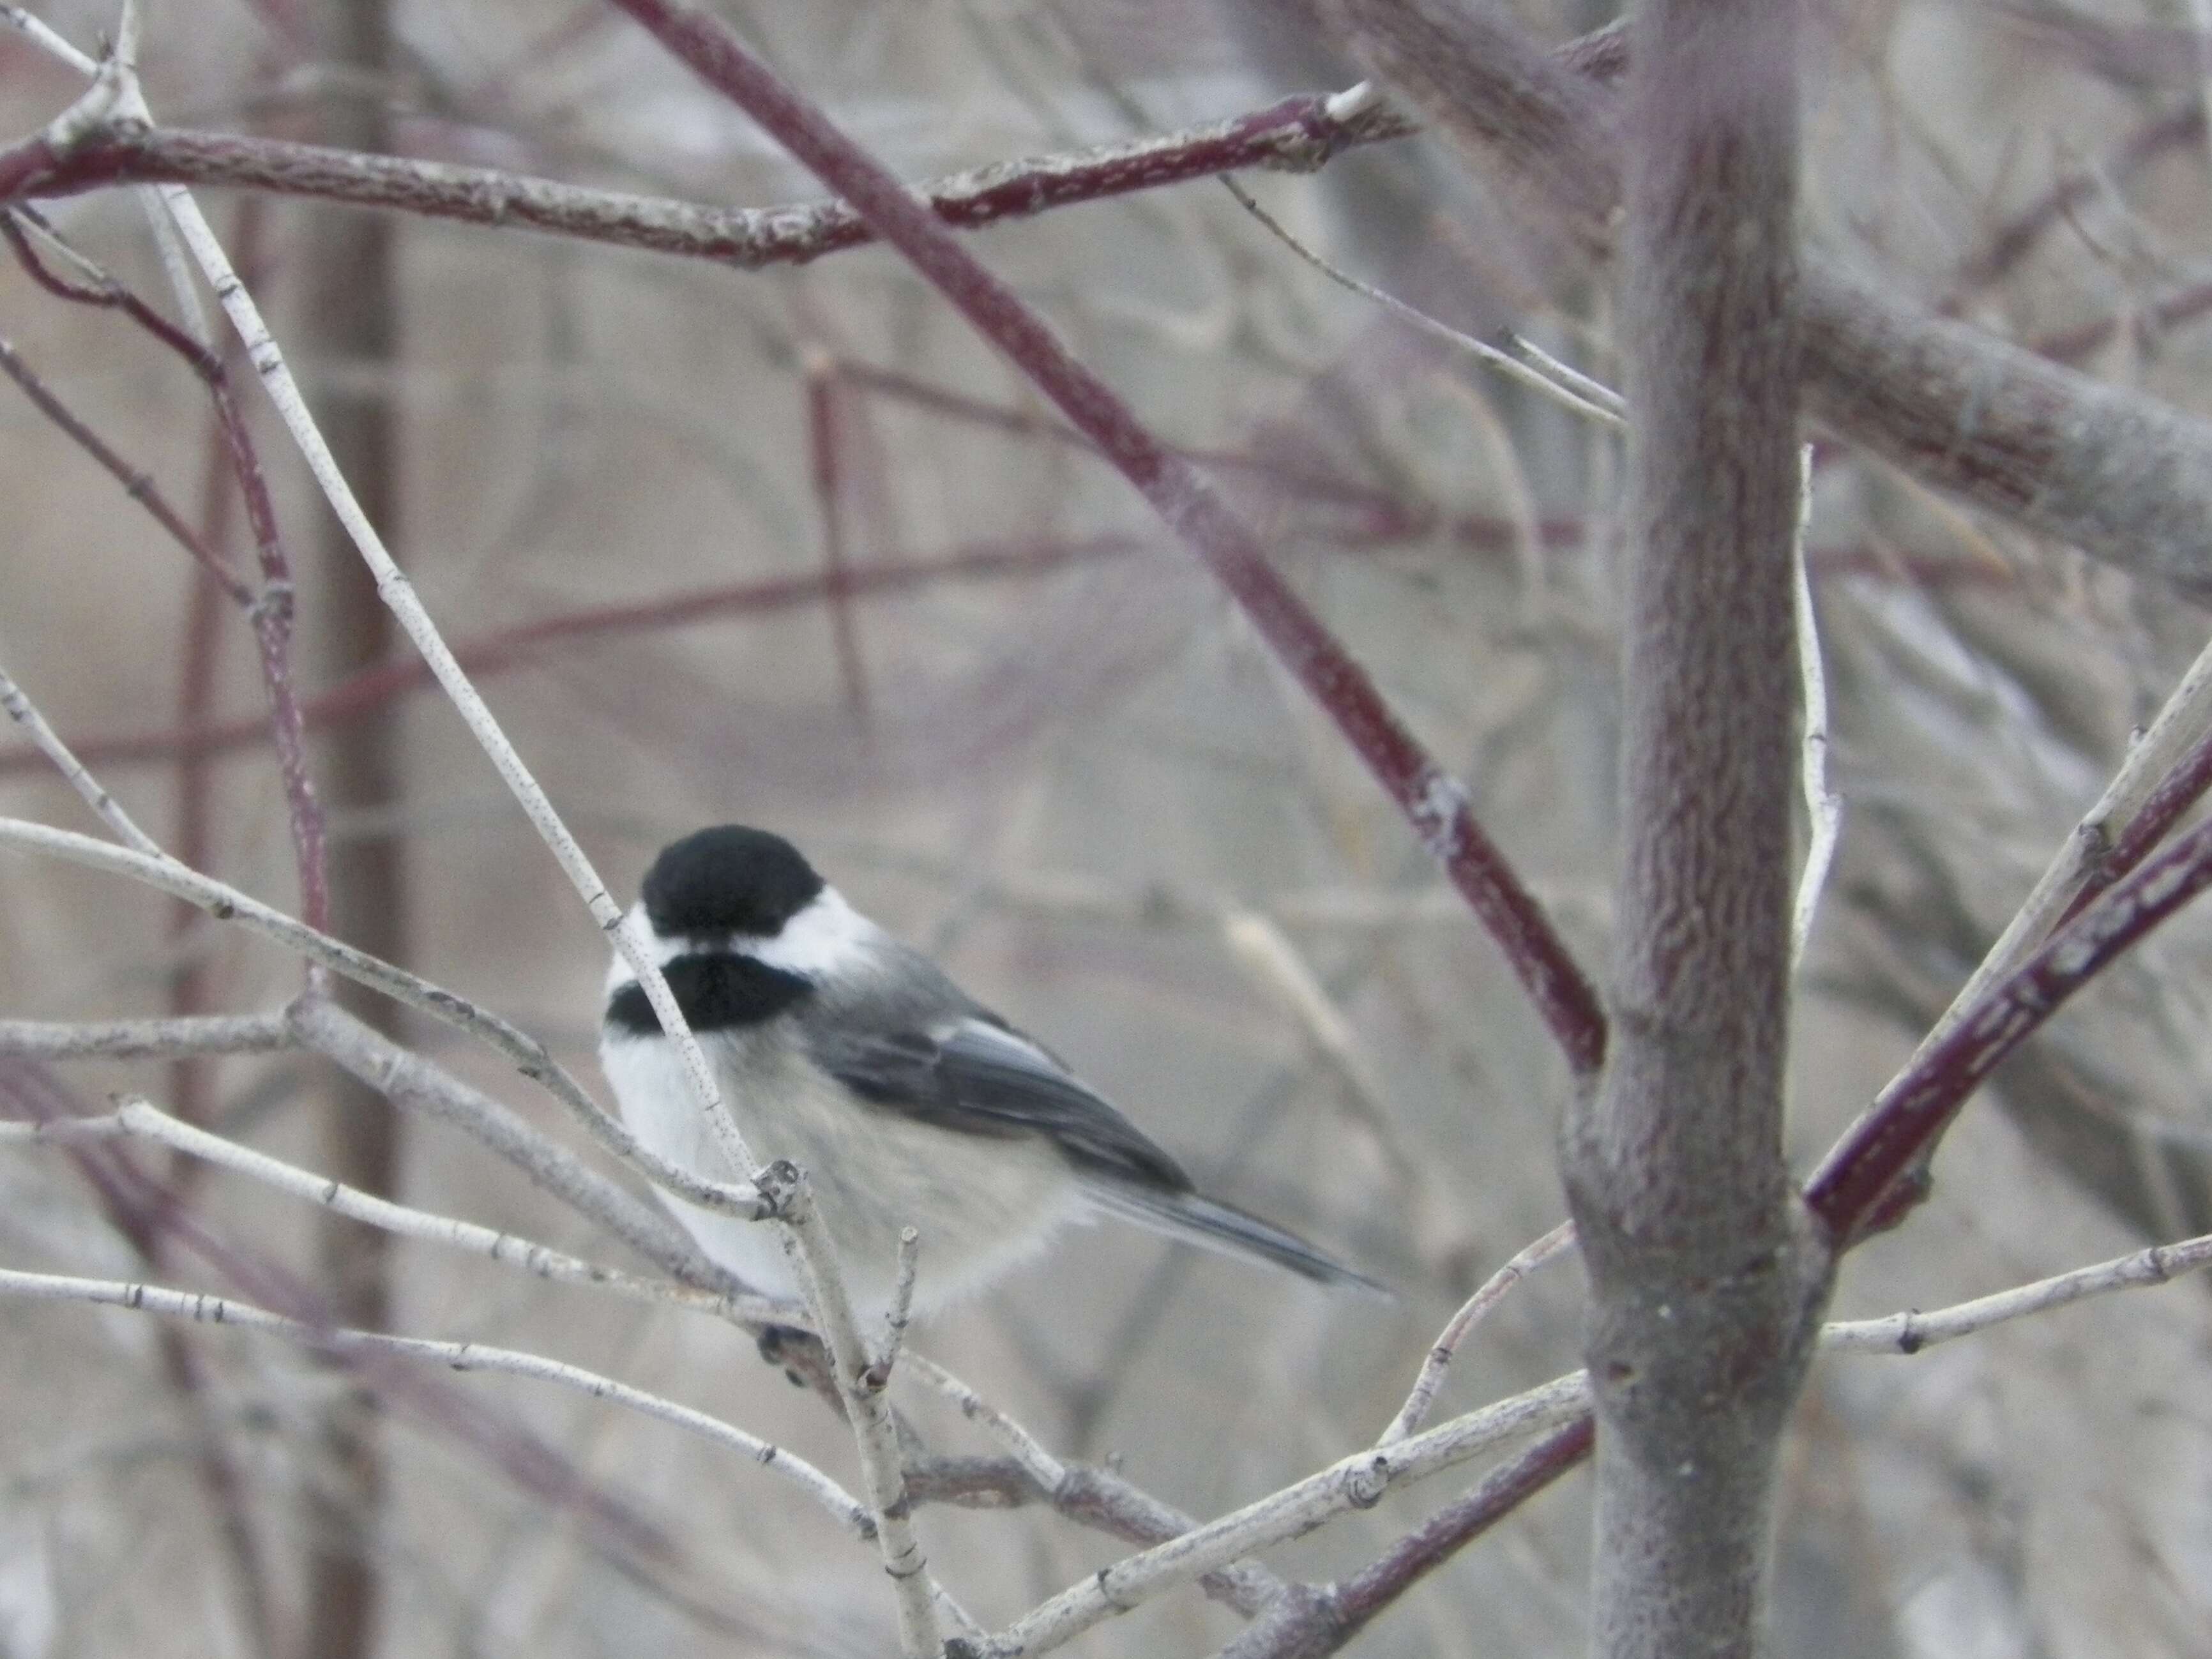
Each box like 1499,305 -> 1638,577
1085,1183 -> 1390,1296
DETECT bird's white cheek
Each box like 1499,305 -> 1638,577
747,886 -> 878,977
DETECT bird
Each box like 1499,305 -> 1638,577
598,824 -> 1382,1326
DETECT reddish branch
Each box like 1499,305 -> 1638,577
606,0 -> 1609,1081
1806,808 -> 2212,1232
1333,1418 -> 1591,1630
2072,729 -> 2212,916
15,100 -> 1416,267
0,331 -> 252,603
0,118 -> 82,206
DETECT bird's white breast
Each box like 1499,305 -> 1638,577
599,1014 -> 1086,1326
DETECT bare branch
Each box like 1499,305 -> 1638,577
743,1162 -> 941,1653
0,17 -> 124,199
903,1455 -> 1287,1620
1379,1220 -> 1575,1444
2073,723 -> 2212,916
287,999 -> 743,1294
0,1096 -> 769,1319
1824,1230 -> 2212,1354
1220,1215 -> 2212,1659
865,1225 -> 920,1390
14,10 -> 2212,587
0,3 -> 98,73
1219,1418 -> 1597,1659
976,1372 -> 1591,1656
16,98 -> 1415,268
902,1354 -> 1068,1496
0,661 -> 163,852
1934,634 -> 2212,1055
1329,1421 -> 1593,1640
0,1012 -> 292,1060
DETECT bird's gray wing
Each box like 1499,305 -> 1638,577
803,1008 -> 1193,1193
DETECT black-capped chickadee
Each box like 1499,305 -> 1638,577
600,825 -> 1381,1324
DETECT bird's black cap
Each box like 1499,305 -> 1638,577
640,825 -> 825,940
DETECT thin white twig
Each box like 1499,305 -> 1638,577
935,1585 -> 987,1646
0,663 -> 163,854
1218,176 -> 1625,427
748,1164 -> 940,1642
901,1353 -> 1069,1494
93,2 -> 213,354
0,1265 -> 872,1536
0,1012 -> 294,1059
1379,1220 -> 1576,1444
0,817 -> 766,1220
1822,1229 -> 2212,1354
867,1225 -> 920,1388
17,17 -> 121,153
1,4 -> 97,72
0,1096 -> 779,1320
980,1372 -> 1592,1657
1504,331 -> 1623,415
1791,443 -> 1840,966
6,208 -> 115,287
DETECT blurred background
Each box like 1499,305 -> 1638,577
2,0 -> 2211,1655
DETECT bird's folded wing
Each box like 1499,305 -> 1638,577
805,1013 -> 1193,1192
